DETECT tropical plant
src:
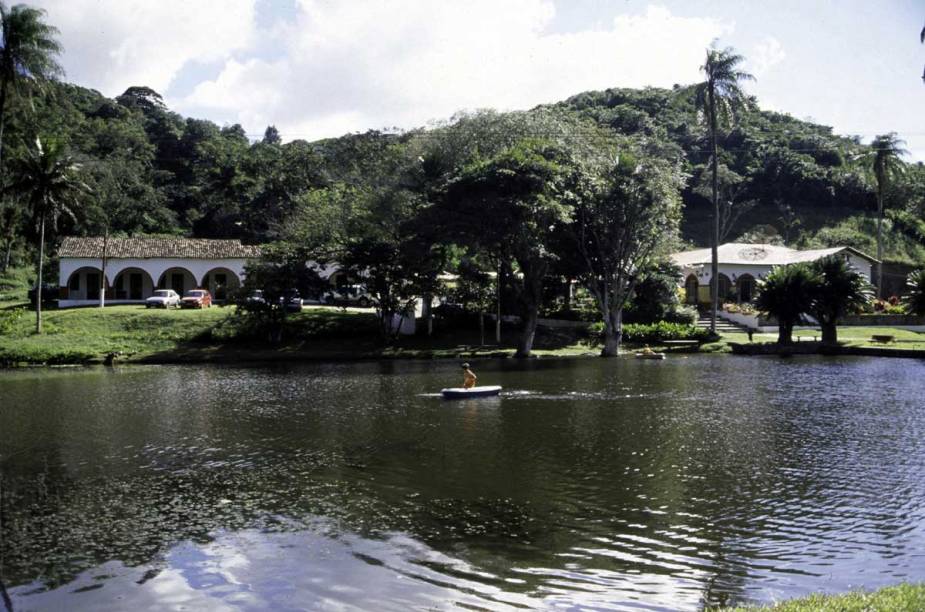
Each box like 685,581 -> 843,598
0,2 -> 63,170
904,269 -> 925,315
7,138 -> 87,333
754,263 -> 818,345
694,45 -> 754,334
867,133 -> 908,297
807,256 -> 873,346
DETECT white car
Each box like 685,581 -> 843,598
145,289 -> 181,308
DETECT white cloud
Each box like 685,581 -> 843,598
32,0 -> 258,96
750,36 -> 786,78
180,2 -> 730,140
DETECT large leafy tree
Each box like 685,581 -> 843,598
570,149 -> 684,356
754,263 -> 818,345
443,139 -> 580,357
807,257 -> 873,346
694,46 -> 754,333
7,138 -> 87,333
0,2 -> 63,171
868,133 -> 907,297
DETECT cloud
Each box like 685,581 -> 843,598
180,2 -> 730,140
31,0 -> 258,96
750,36 -> 786,77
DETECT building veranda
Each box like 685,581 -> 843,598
671,243 -> 877,306
58,236 -> 262,307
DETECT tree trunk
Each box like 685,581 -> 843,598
479,310 -> 485,346
36,213 -> 45,334
421,293 -> 432,336
515,308 -> 538,358
0,77 -> 7,178
600,307 -> 623,357
777,321 -> 793,345
2,238 -> 10,273
876,188 -> 884,299
709,89 -> 719,334
821,322 -> 838,346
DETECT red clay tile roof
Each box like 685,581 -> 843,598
59,236 -> 262,259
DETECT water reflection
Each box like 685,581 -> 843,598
2,356 -> 925,610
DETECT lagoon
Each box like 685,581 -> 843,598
2,355 -> 925,610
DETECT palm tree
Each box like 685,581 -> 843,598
807,257 -> 873,346
694,45 -> 754,334
754,263 -> 818,345
868,133 -> 908,298
904,269 -> 925,315
7,138 -> 86,333
0,2 -> 63,171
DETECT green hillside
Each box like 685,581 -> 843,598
555,86 -> 925,264
2,80 -> 924,271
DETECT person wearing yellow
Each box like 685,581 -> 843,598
461,363 -> 477,389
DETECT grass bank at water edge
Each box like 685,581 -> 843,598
721,582 -> 925,611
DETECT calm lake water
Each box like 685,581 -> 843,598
2,356 -> 925,611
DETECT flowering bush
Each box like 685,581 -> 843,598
722,302 -> 758,315
869,299 -> 906,315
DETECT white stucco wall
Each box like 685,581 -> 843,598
59,256 -> 253,307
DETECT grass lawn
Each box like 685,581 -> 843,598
723,582 -> 925,611
0,303 -> 601,365
709,326 -> 925,352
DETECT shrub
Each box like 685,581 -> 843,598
0,307 -> 24,334
589,321 -> 711,344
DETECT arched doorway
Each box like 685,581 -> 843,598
737,274 -> 757,303
201,267 -> 241,303
65,266 -> 109,301
112,268 -> 155,301
157,268 -> 198,297
684,275 -> 699,305
717,274 -> 732,303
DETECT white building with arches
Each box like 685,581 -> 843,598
672,243 -> 877,306
58,236 -> 261,307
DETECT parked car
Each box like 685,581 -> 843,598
246,289 -> 266,305
281,290 -> 303,313
323,284 -> 373,308
180,289 -> 212,309
145,289 -> 180,309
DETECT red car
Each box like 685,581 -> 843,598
180,289 -> 212,308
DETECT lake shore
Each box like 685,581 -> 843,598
724,582 -> 925,611
4,303 -> 924,367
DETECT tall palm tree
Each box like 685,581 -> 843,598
7,138 -> 86,333
0,2 -> 63,172
694,46 -> 754,333
869,133 -> 907,298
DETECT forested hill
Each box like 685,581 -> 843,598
4,80 -> 925,266
555,86 -> 925,264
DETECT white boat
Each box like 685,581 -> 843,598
635,352 -> 666,360
441,385 -> 503,399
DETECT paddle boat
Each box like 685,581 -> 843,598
635,352 -> 666,360
441,385 -> 503,399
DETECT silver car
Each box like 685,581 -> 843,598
145,289 -> 181,308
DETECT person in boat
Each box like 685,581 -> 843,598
461,363 -> 477,389
640,345 -> 655,355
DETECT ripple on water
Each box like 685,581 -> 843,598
2,356 -> 925,610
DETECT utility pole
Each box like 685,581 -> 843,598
99,226 -> 108,308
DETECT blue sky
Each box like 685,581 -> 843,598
34,0 -> 925,158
